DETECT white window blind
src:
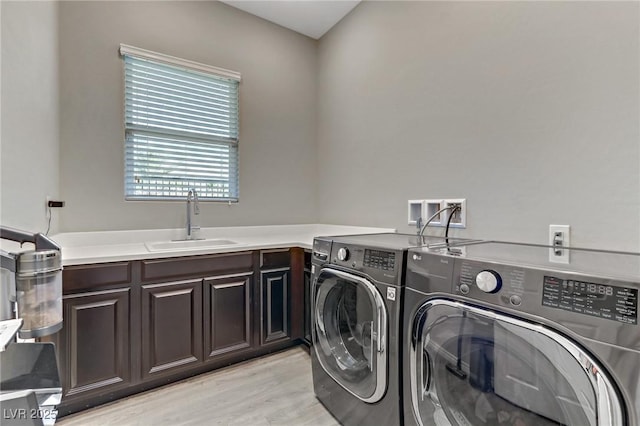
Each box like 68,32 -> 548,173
121,45 -> 240,201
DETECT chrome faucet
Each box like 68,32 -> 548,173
186,188 -> 200,240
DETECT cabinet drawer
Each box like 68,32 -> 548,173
141,252 -> 253,282
260,249 -> 290,269
63,262 -> 132,293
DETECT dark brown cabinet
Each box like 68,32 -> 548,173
56,288 -> 131,400
204,272 -> 253,359
302,250 -> 312,345
141,279 -> 203,379
260,268 -> 291,345
51,249 -> 304,416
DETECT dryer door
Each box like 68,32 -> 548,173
409,298 -> 624,426
313,268 -> 387,403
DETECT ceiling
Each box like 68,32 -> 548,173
220,1 -> 361,39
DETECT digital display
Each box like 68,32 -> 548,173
364,249 -> 395,271
542,276 -> 638,325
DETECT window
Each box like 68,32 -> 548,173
120,45 -> 241,201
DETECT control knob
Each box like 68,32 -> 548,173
337,247 -> 350,261
475,270 -> 502,293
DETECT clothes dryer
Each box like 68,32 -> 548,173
403,242 -> 639,426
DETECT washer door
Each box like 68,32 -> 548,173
313,268 -> 387,403
409,298 -> 624,426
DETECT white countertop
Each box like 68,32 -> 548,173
46,224 -> 396,266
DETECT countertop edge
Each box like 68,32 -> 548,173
58,224 -> 396,266
61,241 -> 313,266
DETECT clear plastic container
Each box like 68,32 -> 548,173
15,250 -> 62,338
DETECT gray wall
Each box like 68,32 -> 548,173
2,1 -> 638,253
1,1 -> 60,234
317,1 -> 640,252
58,1 -> 318,231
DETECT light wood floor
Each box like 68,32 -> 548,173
57,346 -> 339,426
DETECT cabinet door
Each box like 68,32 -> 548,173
141,279 -> 203,380
303,269 -> 312,344
260,268 -> 291,345
204,273 -> 253,359
59,288 -> 131,399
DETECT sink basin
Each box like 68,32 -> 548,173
145,239 -> 239,252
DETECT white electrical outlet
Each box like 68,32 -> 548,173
549,225 -> 570,264
443,199 -> 466,228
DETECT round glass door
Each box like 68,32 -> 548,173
410,299 -> 624,426
313,268 -> 387,403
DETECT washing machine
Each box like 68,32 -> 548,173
403,241 -> 640,426
311,233 -> 478,426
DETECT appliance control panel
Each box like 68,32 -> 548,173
457,261 -> 522,299
451,257 -> 640,344
330,244 -> 402,285
363,249 -> 396,271
542,276 -> 637,325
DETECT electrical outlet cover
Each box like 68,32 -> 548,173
549,224 -> 570,264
